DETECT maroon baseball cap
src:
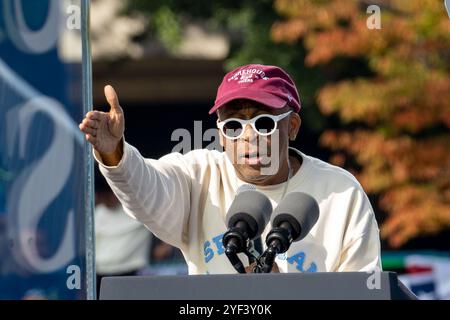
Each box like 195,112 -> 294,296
209,64 -> 301,114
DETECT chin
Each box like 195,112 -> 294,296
237,166 -> 269,183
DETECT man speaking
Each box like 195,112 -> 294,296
79,64 -> 381,274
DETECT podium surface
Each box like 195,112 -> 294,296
99,272 -> 416,300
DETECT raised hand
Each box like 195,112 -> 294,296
79,85 -> 125,164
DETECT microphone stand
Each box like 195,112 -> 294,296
223,223 -> 250,274
223,231 -> 265,274
223,222 -> 294,274
223,239 -> 280,274
224,246 -> 246,274
255,223 -> 295,273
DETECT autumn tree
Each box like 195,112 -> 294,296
272,0 -> 450,247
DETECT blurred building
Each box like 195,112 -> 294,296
86,0 -> 228,158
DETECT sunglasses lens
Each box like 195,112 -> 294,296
223,120 -> 243,138
255,116 -> 276,134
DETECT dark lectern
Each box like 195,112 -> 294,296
99,272 -> 417,300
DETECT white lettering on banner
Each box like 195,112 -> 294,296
2,0 -> 83,53
5,97 -> 76,273
0,0 -> 86,277
3,0 -> 61,54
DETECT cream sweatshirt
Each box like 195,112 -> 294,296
95,140 -> 382,275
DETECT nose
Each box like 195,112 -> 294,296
241,123 -> 257,142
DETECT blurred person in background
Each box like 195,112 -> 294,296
94,189 -> 152,296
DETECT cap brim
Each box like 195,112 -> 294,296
208,88 -> 287,114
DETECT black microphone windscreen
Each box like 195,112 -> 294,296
236,184 -> 256,193
226,184 -> 272,240
271,192 -> 319,241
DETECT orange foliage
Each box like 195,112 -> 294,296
274,0 -> 450,247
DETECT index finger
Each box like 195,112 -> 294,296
86,110 -> 102,120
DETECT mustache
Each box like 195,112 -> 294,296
233,143 -> 273,155
237,150 -> 271,157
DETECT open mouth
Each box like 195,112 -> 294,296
242,152 -> 263,165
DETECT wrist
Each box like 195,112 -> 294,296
99,138 -> 123,166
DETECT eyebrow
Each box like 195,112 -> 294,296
219,104 -> 273,119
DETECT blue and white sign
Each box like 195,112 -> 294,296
0,0 -> 94,299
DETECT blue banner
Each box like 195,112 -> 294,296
0,0 -> 94,299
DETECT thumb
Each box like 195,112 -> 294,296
104,85 -> 122,113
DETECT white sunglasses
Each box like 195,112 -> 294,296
217,111 -> 292,140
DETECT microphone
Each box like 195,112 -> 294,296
222,184 -> 273,273
260,192 -> 319,272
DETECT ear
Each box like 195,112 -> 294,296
289,113 -> 301,141
216,115 -> 226,149
219,130 -> 226,148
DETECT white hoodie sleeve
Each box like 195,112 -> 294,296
336,188 -> 382,272
94,140 -> 192,249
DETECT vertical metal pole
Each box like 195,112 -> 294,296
81,0 -> 96,300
